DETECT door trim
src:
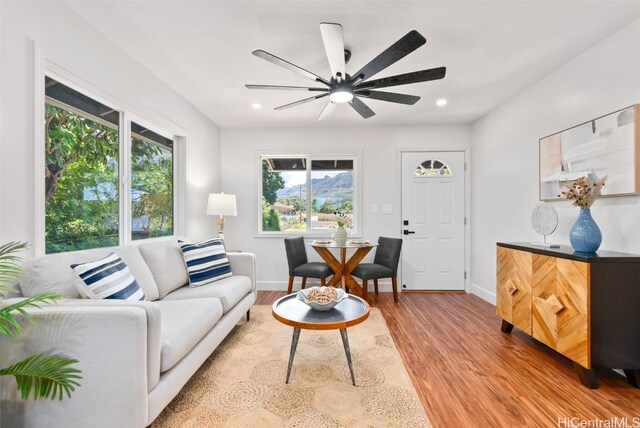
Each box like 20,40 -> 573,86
396,149 -> 470,293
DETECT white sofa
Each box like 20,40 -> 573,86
0,240 -> 256,427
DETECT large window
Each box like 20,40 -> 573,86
44,77 -> 175,253
131,122 -> 174,240
260,155 -> 357,234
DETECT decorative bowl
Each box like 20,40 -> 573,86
296,287 -> 347,311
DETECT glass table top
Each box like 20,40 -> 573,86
308,241 -> 378,249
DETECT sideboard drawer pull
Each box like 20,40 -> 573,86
546,294 -> 565,314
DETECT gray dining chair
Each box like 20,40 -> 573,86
284,237 -> 333,293
351,237 -> 403,303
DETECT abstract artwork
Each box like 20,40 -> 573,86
539,105 -> 640,200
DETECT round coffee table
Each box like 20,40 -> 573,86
272,293 -> 370,385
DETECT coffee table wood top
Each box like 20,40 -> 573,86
272,293 -> 370,331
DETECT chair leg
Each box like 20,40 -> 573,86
301,277 -> 307,289
321,277 -> 326,286
287,276 -> 294,294
373,279 -> 379,294
246,309 -> 251,321
391,277 -> 399,303
362,279 -> 368,300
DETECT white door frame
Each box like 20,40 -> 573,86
396,148 -> 470,293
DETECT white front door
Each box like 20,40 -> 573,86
401,151 -> 465,290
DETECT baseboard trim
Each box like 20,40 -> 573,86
470,283 -> 496,305
257,281 -> 289,291
257,279 -> 394,292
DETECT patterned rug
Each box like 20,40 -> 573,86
152,305 -> 431,427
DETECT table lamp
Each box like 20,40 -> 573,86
206,193 -> 237,242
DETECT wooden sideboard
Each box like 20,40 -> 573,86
496,242 -> 640,388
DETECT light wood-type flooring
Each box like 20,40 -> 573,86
256,290 -> 640,427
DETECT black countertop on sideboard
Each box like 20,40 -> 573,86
497,242 -> 640,263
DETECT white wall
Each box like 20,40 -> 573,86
221,125 -> 471,290
0,1 -> 221,256
470,18 -> 640,304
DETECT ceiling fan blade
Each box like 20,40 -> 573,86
349,97 -> 375,119
318,100 -> 337,120
252,50 -> 330,86
351,30 -> 426,82
356,67 -> 446,90
355,90 -> 420,105
320,22 -> 346,79
246,84 -> 328,92
274,93 -> 329,110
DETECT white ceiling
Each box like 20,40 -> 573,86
67,1 -> 640,128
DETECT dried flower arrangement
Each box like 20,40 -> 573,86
558,175 -> 608,208
333,212 -> 350,227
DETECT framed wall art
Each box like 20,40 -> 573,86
539,105 -> 640,200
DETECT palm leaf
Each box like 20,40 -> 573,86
0,242 -> 28,296
0,292 -> 64,338
0,353 -> 82,400
0,241 -> 82,401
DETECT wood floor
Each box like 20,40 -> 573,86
257,290 -> 640,427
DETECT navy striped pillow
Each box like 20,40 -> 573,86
71,252 -> 146,301
179,239 -> 232,287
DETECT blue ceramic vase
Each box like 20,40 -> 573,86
569,208 -> 602,253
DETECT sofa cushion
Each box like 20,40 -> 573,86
138,240 -> 189,298
20,246 -> 160,301
155,298 -> 222,372
163,275 -> 252,314
71,252 -> 146,301
179,239 -> 232,287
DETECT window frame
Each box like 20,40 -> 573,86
256,151 -> 362,238
35,57 -> 186,255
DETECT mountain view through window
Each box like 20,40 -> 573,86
261,157 -> 355,232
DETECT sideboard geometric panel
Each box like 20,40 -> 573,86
496,242 -> 640,389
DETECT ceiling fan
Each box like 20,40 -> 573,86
245,22 -> 446,120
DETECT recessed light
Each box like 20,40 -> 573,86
251,103 -> 262,109
436,98 -> 448,107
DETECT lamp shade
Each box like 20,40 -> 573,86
206,193 -> 237,216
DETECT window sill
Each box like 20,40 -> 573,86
254,232 -> 362,239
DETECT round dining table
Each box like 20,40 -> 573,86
308,241 -> 377,300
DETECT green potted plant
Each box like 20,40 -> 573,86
0,241 -> 81,400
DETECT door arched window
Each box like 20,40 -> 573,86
415,159 -> 452,176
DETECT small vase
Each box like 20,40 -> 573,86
569,208 -> 602,253
334,225 -> 348,246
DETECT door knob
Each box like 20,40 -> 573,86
403,230 -> 415,235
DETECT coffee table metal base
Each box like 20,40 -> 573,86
285,327 -> 356,386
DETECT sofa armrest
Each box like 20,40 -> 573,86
228,252 -> 257,294
57,299 -> 161,391
0,302 -> 153,428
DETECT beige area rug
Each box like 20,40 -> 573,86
152,305 -> 431,428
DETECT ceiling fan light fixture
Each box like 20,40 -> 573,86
329,89 -> 353,103
246,23 -> 446,119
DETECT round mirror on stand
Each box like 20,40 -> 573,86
530,203 -> 560,248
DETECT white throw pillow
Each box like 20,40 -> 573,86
70,252 -> 146,301
179,239 -> 232,287
138,240 -> 190,298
